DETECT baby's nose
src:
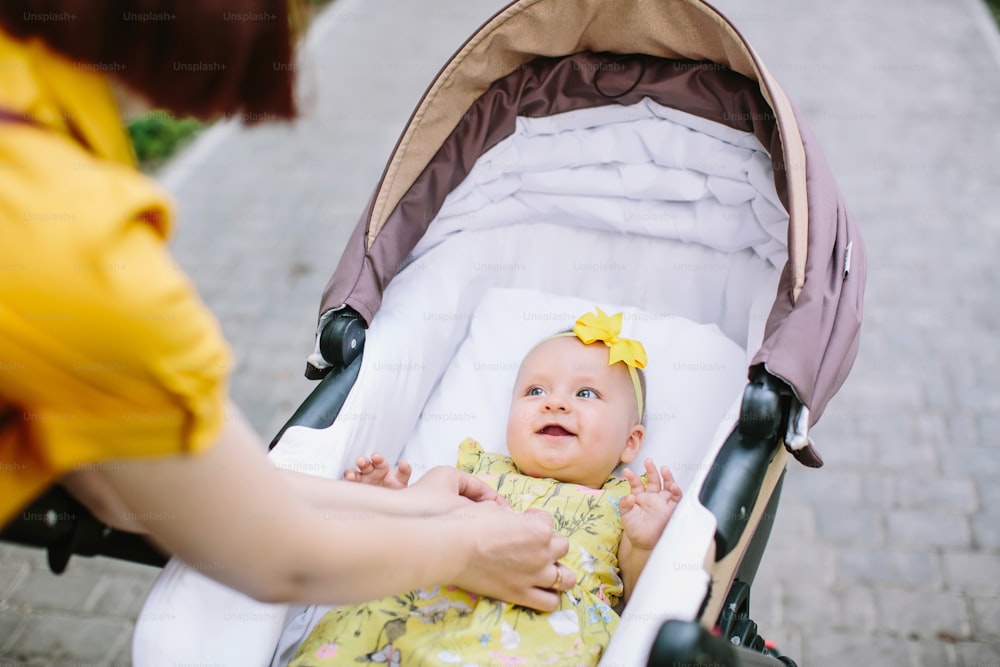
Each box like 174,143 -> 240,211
543,394 -> 570,411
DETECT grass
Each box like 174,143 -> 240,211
987,0 -> 1000,25
126,111 -> 204,171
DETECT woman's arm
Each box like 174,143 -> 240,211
283,465 -> 507,517
65,415 -> 573,610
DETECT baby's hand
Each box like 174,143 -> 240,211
344,453 -> 412,489
620,459 -> 683,551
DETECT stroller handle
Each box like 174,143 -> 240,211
699,371 -> 789,559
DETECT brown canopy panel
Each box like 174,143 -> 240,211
317,0 -> 865,466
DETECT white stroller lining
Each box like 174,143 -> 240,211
134,101 -> 786,667
267,286 -> 750,667
412,97 -> 788,274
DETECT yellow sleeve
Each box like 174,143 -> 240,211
456,437 -> 483,474
0,127 -> 231,524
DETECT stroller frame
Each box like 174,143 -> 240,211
280,307 -> 798,666
3,2 -> 862,666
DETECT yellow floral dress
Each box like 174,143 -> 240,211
290,438 -> 631,667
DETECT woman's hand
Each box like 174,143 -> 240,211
446,505 -> 575,611
400,465 -> 509,515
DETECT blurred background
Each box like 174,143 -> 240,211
1,0 -> 998,664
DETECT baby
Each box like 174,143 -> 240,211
289,308 -> 682,667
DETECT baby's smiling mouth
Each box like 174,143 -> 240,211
538,424 -> 574,437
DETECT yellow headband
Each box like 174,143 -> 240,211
552,307 -> 647,419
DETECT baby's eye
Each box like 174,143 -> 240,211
527,386 -> 545,397
577,388 -> 598,399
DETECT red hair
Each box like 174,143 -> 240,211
0,0 -> 298,121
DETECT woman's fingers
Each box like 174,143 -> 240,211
452,470 -> 502,504
452,505 -> 577,611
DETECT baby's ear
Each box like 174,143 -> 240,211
619,424 -> 645,464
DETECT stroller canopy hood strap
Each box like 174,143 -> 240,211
749,110 -> 866,432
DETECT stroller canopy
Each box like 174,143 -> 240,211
317,0 -> 865,464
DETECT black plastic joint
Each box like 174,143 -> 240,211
739,371 -> 785,440
318,308 -> 366,369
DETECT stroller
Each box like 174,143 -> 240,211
123,0 -> 864,664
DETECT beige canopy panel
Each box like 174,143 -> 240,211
366,0 -> 809,298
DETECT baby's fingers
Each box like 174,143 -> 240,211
398,459 -> 413,484
622,468 -> 645,496
619,495 -> 637,514
660,465 -> 683,500
642,459 -> 662,494
354,456 -> 376,474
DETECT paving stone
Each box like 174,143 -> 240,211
913,413 -> 949,446
912,638 -> 958,667
954,382 -> 1000,412
810,431 -> 872,467
5,568 -> 102,612
972,514 -> 1000,550
2,544 -> 47,570
948,414 -> 981,447
863,473 -> 896,509
109,637 -> 136,667
977,412 -> 1000,445
816,505 -> 884,544
766,502 -> 816,545
896,477 -> 978,513
804,632 -> 919,667
970,596 -> 1000,643
83,572 -> 159,620
0,562 -> 27,599
854,407 -> 914,440
781,584 -> 876,634
875,589 -> 971,640
755,544 -> 837,588
837,547 -> 942,589
941,447 -> 1000,478
942,552 -> 1000,594
9,613 -> 131,663
0,610 -> 25,653
873,438 -> 939,472
976,479 -> 1000,511
955,641 -> 1000,667
780,469 -> 863,505
925,376 -> 955,411
886,511 -> 972,548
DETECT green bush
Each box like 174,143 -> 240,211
988,0 -> 1000,24
126,111 -> 203,166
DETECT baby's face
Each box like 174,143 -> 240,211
506,336 -> 644,488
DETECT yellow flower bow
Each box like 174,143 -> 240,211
572,307 -> 647,370
555,307 -> 646,419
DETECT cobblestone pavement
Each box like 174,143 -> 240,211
2,0 -> 999,664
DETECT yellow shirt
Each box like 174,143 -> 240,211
0,30 -> 231,525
